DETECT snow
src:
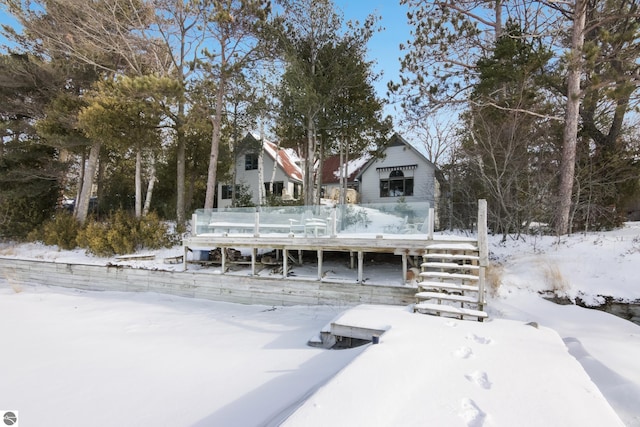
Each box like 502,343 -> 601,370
331,154 -> 371,179
1,223 -> 640,426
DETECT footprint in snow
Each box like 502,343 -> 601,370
453,346 -> 474,359
466,333 -> 493,345
465,370 -> 492,389
459,398 -> 488,427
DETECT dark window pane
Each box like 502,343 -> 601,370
380,180 -> 389,197
405,178 -> 414,196
245,153 -> 258,170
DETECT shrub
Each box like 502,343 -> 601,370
138,212 -> 175,249
77,210 -> 175,256
486,263 -> 504,297
40,211 -> 81,250
542,262 -> 570,296
106,210 -> 139,255
77,219 -> 113,256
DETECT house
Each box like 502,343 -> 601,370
217,133 -> 303,208
323,133 -> 440,207
320,153 -> 371,203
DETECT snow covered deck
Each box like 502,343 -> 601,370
184,202 -> 464,284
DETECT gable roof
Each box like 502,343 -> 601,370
355,133 -> 436,179
247,133 -> 303,182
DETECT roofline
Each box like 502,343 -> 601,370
244,132 -> 303,183
355,133 -> 437,179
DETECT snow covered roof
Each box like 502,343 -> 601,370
247,133 -> 303,182
321,153 -> 371,184
263,139 -> 303,182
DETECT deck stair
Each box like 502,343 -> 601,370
414,242 -> 488,321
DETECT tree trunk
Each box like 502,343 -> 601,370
143,155 -> 156,217
204,76 -> 226,210
258,135 -> 265,206
557,0 -> 586,235
75,149 -> 86,209
135,145 -> 142,217
315,147 -> 323,206
338,138 -> 345,205
176,112 -> 186,224
304,116 -> 316,206
75,141 -> 101,224
268,125 -> 280,197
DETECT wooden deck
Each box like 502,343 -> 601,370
182,233 -> 478,284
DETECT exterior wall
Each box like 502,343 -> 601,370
0,258 -> 415,306
218,153 -> 298,208
359,144 -> 437,206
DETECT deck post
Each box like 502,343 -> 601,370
254,209 -> 260,237
221,246 -> 227,273
402,253 -> 408,283
477,199 -> 488,311
330,205 -> 337,237
183,245 -> 189,271
283,248 -> 288,279
357,251 -> 364,283
192,213 -> 199,236
317,250 -> 323,280
251,248 -> 256,275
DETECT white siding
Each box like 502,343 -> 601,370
218,153 -> 297,208
359,145 -> 436,205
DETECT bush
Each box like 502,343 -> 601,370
106,210 -> 140,255
77,219 -> 112,256
38,212 -> 81,250
138,212 -> 176,249
76,210 -> 175,256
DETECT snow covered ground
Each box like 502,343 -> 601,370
0,223 -> 639,426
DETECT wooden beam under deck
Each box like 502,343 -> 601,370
183,234 -> 478,285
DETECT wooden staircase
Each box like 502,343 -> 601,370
413,201 -> 489,322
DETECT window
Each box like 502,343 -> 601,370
221,185 -> 233,199
245,153 -> 258,170
380,170 -> 414,197
264,181 -> 284,196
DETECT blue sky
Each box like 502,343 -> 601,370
0,0 -> 410,118
337,0 -> 410,117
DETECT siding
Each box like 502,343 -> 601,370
359,145 -> 436,205
218,154 -> 296,208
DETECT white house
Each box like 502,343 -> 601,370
357,133 -> 439,206
322,133 -> 440,207
217,133 -> 303,208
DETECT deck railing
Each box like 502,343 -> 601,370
191,202 -> 435,238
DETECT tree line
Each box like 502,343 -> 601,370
392,0 -> 640,237
0,0 -> 390,239
1,0 -> 639,241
